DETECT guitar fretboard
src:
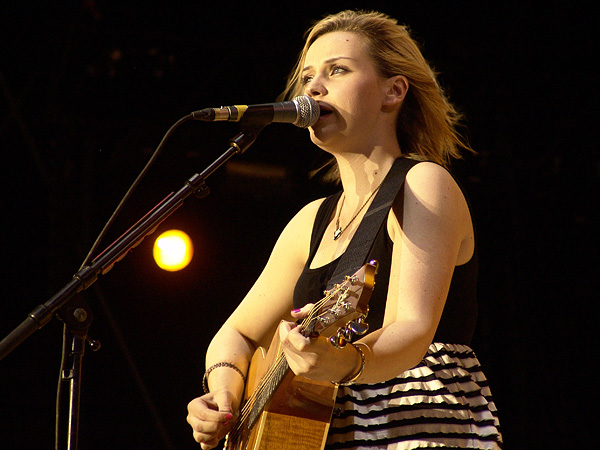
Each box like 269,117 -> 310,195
248,355 -> 290,427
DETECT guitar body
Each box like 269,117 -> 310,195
224,261 -> 377,450
226,333 -> 338,450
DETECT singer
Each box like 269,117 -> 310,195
187,10 -> 502,450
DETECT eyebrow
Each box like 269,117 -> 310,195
302,56 -> 357,73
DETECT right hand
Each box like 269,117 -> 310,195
187,389 -> 238,449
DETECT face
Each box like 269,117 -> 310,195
301,31 -> 399,153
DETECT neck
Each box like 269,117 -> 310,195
335,146 -> 400,201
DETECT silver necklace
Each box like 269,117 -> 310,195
333,183 -> 382,240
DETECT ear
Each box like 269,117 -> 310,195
382,75 -> 409,108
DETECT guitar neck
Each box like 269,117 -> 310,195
247,354 -> 289,428
225,262 -> 376,450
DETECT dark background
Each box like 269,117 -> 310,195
1,2 -> 596,449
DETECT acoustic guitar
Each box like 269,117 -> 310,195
224,261 -> 377,450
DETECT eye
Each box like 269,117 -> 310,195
331,65 -> 349,75
301,74 -> 314,85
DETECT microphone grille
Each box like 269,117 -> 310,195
292,96 -> 320,128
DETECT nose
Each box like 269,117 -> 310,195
304,76 -> 327,98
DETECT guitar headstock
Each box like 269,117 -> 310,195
301,261 -> 377,343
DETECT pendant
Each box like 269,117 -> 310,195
333,227 -> 342,240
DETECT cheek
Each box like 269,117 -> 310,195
342,81 -> 384,116
344,96 -> 381,128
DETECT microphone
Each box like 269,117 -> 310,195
191,95 -> 320,128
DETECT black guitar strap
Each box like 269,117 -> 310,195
326,157 -> 421,289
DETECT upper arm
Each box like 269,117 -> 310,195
385,162 -> 473,335
224,198 -> 325,349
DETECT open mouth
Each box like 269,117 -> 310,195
317,103 -> 334,119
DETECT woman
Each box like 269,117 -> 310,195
187,10 -> 502,450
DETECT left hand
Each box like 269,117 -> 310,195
278,304 -> 356,382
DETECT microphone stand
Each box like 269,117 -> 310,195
0,125 -> 264,450
55,295 -> 99,450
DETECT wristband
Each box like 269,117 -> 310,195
202,362 -> 245,394
331,343 -> 365,386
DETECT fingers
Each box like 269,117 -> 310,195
278,319 -> 293,342
187,394 -> 235,447
200,439 -> 220,450
212,389 -> 235,416
199,435 -> 221,450
291,303 -> 314,319
187,396 -> 232,423
282,303 -> 315,347
279,319 -> 311,352
279,317 -> 325,378
188,412 -> 233,447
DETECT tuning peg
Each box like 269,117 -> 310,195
344,274 -> 360,286
349,316 -> 369,335
369,259 -> 379,273
330,335 -> 347,348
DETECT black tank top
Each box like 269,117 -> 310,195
293,189 -> 478,345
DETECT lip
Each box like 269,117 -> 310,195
316,101 -> 335,122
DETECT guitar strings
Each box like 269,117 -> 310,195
228,266 -> 370,442
230,296 -> 330,434
227,285 -> 343,442
227,267 -> 370,447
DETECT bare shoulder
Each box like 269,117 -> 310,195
405,162 -> 462,197
296,197 -> 327,220
389,161 -> 472,245
226,197 -> 329,346
274,197 -> 327,262
403,162 -> 469,214
284,197 -> 326,235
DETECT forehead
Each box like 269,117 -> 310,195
304,31 -> 369,67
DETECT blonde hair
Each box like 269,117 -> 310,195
280,10 -> 472,168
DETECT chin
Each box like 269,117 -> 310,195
310,126 -> 337,148
309,128 -> 325,146
310,128 -> 351,156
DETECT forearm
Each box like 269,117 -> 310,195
354,319 -> 435,384
281,313 -> 432,386
204,322 -> 256,409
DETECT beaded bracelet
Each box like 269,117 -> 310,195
202,362 -> 246,394
331,343 -> 365,386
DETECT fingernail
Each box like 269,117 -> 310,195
224,413 -> 233,420
292,308 -> 301,313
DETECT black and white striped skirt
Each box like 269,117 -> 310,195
325,343 -> 502,449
